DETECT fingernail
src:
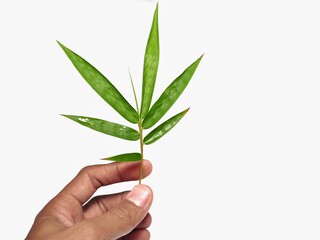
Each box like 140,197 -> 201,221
126,184 -> 151,207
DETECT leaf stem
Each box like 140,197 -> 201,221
138,120 -> 144,184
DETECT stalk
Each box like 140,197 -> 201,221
130,70 -> 144,184
138,120 -> 144,184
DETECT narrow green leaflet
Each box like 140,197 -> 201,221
140,3 -> 160,119
142,55 -> 203,129
129,68 -> 140,113
144,108 -> 189,145
101,152 -> 141,162
57,41 -> 139,124
62,115 -> 140,141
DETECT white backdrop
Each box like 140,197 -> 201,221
1,0 -> 320,239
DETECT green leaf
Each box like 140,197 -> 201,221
129,68 -> 140,113
142,54 -> 203,129
144,108 -> 189,145
62,115 -> 140,141
101,152 -> 141,162
57,41 -> 139,124
140,3 -> 160,119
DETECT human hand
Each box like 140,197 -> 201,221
25,160 -> 153,240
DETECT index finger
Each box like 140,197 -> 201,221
56,160 -> 152,206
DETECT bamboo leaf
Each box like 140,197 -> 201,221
57,41 -> 139,124
144,108 -> 189,145
129,68 -> 140,113
101,152 -> 141,162
142,54 -> 203,129
62,115 -> 140,141
140,3 -> 160,119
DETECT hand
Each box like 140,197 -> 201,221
25,160 -> 153,240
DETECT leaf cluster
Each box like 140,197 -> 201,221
58,4 -> 202,162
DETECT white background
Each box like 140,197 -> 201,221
1,0 -> 320,239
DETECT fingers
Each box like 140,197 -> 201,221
84,191 -> 152,226
56,160 -> 152,205
91,184 -> 153,239
83,191 -> 128,219
120,229 -> 151,240
136,213 -> 152,229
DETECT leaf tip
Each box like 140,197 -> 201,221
60,114 -> 75,121
154,1 -> 159,21
56,40 -> 64,48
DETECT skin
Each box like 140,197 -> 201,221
25,160 -> 153,240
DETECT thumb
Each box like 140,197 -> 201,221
93,184 -> 153,239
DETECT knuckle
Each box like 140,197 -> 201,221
79,165 -> 92,175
